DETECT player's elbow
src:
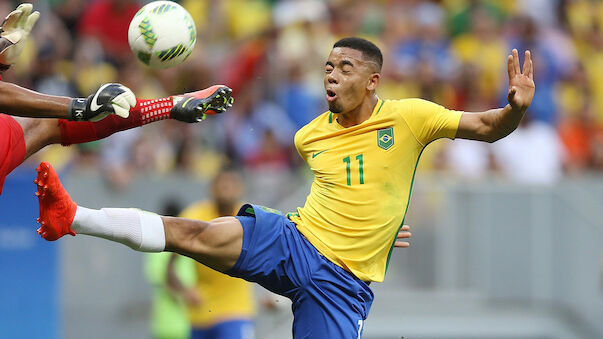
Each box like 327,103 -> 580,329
473,124 -> 501,143
484,131 -> 503,143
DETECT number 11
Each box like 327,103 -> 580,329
343,154 -> 364,186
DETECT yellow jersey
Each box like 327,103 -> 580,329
289,98 -> 463,282
180,201 -> 256,327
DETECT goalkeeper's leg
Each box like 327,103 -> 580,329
35,161 -> 243,272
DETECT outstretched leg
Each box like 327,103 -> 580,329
35,161 -> 243,272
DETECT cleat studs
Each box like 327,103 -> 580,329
33,179 -> 38,184
35,191 -> 40,197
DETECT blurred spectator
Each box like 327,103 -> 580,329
223,83 -> 295,168
451,3 -> 507,105
169,168 -> 257,339
78,0 -> 141,63
393,2 -> 457,81
145,199 -> 196,339
491,115 -> 566,185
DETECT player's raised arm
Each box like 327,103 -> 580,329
455,49 -> 535,143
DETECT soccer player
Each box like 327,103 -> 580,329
36,37 -> 533,338
0,4 -> 234,196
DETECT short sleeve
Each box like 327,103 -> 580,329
401,99 -> 463,146
294,129 -> 308,161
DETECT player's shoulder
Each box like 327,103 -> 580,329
382,98 -> 433,110
382,98 -> 445,117
295,110 -> 330,142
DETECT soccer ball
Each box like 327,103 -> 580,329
128,1 -> 196,68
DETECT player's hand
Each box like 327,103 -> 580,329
182,287 -> 202,307
69,83 -> 136,121
394,225 -> 411,248
507,49 -> 535,112
0,3 -> 39,66
170,85 -> 233,123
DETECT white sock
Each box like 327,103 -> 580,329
72,206 -> 166,252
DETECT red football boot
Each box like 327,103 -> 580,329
35,161 -> 77,241
170,85 -> 234,123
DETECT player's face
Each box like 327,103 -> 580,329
324,47 -> 376,114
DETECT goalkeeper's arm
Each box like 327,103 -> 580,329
0,82 -> 136,121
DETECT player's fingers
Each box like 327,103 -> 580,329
121,87 -> 137,108
513,49 -> 521,75
507,54 -> 515,78
400,225 -> 410,232
112,90 -> 134,118
394,241 -> 410,248
24,11 -> 39,33
529,59 -> 534,79
523,50 -> 531,76
397,232 -> 411,240
16,4 -> 33,28
2,10 -> 22,32
111,103 -> 130,119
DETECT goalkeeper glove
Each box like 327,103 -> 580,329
68,83 -> 136,121
0,3 -> 39,68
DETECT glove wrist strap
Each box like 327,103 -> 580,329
69,98 -> 87,121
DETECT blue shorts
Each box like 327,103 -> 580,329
226,204 -> 374,339
191,319 -> 254,339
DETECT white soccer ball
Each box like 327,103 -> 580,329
128,1 -> 196,69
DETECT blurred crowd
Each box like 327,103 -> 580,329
4,0 -> 603,187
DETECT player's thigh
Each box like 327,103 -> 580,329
13,117 -> 60,158
166,216 -> 244,272
291,294 -> 365,339
0,114 -> 26,181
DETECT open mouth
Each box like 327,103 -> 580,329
326,89 -> 337,102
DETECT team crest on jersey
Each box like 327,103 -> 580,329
377,127 -> 394,150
